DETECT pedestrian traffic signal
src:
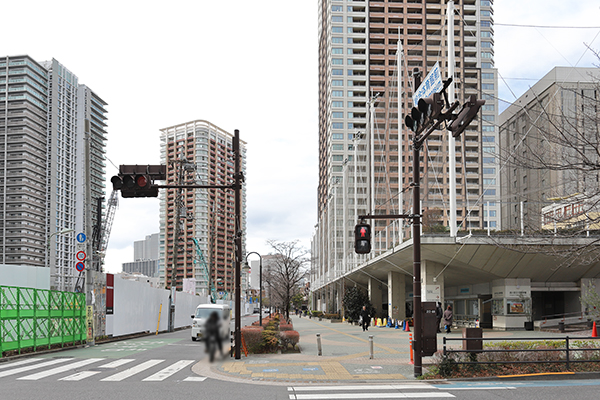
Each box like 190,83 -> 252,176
449,95 -> 485,137
110,165 -> 165,198
354,223 -> 371,254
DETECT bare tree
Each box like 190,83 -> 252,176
264,240 -> 309,320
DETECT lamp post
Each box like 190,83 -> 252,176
47,228 -> 75,290
245,252 -> 262,327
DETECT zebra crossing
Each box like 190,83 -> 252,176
0,357 -> 207,383
287,384 -> 517,399
288,384 -> 455,399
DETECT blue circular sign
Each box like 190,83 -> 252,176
76,262 -> 85,272
76,233 -> 86,243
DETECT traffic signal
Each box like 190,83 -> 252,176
449,94 -> 485,137
354,223 -> 371,254
110,165 -> 165,198
405,105 -> 425,134
419,92 -> 444,121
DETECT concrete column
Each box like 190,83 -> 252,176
368,278 -> 384,316
421,260 -> 444,304
388,271 -> 406,321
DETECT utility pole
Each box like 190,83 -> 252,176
233,129 -> 243,360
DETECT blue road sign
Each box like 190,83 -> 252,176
76,262 -> 85,272
77,233 -> 86,243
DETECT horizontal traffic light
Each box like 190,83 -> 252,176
449,95 -> 485,138
110,165 -> 165,198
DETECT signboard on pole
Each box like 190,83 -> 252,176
76,251 -> 86,261
76,233 -> 86,243
412,61 -> 443,106
76,262 -> 85,272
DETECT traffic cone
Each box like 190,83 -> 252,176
404,319 -> 411,332
395,320 -> 400,329
371,317 -> 375,327
593,321 -> 598,338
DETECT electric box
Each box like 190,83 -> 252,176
421,301 -> 438,356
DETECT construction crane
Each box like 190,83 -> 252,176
192,238 -> 214,302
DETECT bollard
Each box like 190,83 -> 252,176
369,335 -> 374,359
409,333 -> 414,364
316,333 -> 322,356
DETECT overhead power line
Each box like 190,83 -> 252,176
496,23 -> 600,29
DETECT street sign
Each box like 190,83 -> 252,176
76,233 -> 86,243
76,251 -> 86,261
412,61 -> 443,106
76,262 -> 85,272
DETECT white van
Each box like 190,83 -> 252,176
191,304 -> 231,342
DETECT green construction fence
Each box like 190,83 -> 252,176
0,285 -> 86,358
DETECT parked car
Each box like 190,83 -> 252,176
191,304 -> 231,342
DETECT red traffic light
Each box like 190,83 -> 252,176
136,175 -> 149,188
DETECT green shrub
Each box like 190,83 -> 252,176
279,323 -> 294,331
241,326 -> 264,353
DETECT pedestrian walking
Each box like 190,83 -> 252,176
360,305 -> 370,332
435,302 -> 443,333
443,305 -> 453,334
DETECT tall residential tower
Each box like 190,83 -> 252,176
159,120 -> 246,295
313,0 -> 498,311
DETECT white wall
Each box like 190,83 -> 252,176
0,264 -> 50,290
106,277 -> 209,337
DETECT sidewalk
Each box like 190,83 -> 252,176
194,315 -> 586,385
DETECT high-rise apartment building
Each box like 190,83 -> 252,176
122,233 -> 159,277
159,120 -> 246,295
313,1 -> 498,302
0,55 -> 108,291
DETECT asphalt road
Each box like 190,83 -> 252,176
2,314 -> 600,400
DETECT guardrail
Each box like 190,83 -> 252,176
0,286 -> 86,358
443,335 -> 600,369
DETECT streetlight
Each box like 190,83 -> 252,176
245,252 -> 262,327
47,228 -> 75,250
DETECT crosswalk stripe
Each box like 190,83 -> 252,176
183,376 -> 207,382
289,393 -> 454,399
0,358 -> 43,370
100,359 -> 164,381
59,371 -> 102,381
98,359 -> 135,369
0,358 -> 70,378
142,360 -> 195,381
289,385 -> 435,391
18,358 -> 105,381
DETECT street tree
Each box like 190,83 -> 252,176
264,240 -> 309,320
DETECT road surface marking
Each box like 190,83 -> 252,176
18,358 -> 104,380
98,359 -> 135,368
59,370 -> 102,381
100,359 -> 164,381
142,360 -> 195,381
0,359 -> 70,378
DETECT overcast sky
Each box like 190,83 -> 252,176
4,1 -> 600,274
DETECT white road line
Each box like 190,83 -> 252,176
0,358 -> 43,370
289,385 -> 435,391
18,358 -> 105,380
183,376 -> 208,382
289,393 -> 454,399
98,359 -> 135,368
142,360 -> 195,381
100,359 -> 164,381
0,358 -> 70,378
59,371 -> 102,381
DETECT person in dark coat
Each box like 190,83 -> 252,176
443,305 -> 453,333
360,305 -> 370,332
204,311 -> 223,359
435,302 -> 443,333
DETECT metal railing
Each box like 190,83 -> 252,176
443,335 -> 600,369
0,285 -> 86,358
